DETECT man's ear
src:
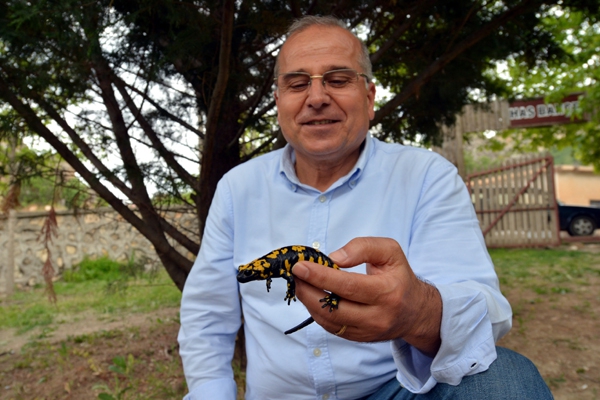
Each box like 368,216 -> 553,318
367,82 -> 376,120
274,90 -> 280,125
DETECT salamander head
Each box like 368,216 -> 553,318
237,268 -> 259,282
237,258 -> 272,283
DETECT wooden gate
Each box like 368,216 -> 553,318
466,154 -> 561,248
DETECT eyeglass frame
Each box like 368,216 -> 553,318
274,68 -> 371,94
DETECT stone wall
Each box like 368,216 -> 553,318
0,207 -> 199,291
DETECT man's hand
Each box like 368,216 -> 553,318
293,237 -> 442,357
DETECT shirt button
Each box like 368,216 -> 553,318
312,241 -> 320,249
319,195 -> 327,203
313,348 -> 322,357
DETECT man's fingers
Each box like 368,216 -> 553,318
294,278 -> 361,325
293,260 -> 385,305
292,237 -> 410,304
294,274 -> 403,342
329,237 -> 408,273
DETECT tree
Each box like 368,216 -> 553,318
2,0 -> 597,289
0,109 -> 64,211
499,5 -> 600,171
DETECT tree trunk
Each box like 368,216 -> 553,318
198,116 -> 242,236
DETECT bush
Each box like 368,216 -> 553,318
64,256 -> 124,282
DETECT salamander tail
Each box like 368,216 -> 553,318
284,317 -> 315,335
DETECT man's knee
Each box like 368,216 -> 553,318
440,346 -> 553,399
368,347 -> 553,400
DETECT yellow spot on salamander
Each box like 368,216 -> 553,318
266,250 -> 280,259
284,259 -> 292,274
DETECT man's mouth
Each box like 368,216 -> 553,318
305,119 -> 337,125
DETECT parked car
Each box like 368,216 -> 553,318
558,202 -> 600,236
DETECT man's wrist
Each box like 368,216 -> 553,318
403,281 -> 442,357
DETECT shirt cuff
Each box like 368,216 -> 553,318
390,283 -> 499,393
183,377 -> 237,400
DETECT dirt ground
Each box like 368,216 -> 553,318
0,308 -> 187,400
1,248 -> 599,399
497,261 -> 600,399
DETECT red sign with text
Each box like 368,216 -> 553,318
509,93 -> 584,128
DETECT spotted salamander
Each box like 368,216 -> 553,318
237,245 -> 341,335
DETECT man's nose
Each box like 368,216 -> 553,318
305,79 -> 331,108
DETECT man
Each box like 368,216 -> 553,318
178,15 -> 553,400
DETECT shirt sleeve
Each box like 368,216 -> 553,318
390,156 -> 512,393
178,179 -> 241,400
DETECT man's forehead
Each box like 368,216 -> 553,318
279,26 -> 360,71
283,25 -> 357,50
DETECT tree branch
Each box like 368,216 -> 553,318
369,1 -> 437,65
121,78 -> 205,139
0,74 -> 145,232
372,0 -> 542,127
33,96 -> 134,197
89,51 -> 196,270
113,76 -> 199,191
91,56 -> 154,206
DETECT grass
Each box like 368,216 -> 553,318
0,257 -> 182,335
2,323 -> 187,399
489,246 -> 600,395
489,247 -> 600,292
2,248 -> 599,399
0,255 -> 185,399
489,247 -> 600,331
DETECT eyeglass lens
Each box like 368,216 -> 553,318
279,69 -> 360,93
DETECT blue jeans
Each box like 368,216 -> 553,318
364,347 -> 553,400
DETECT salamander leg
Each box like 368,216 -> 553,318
283,278 -> 296,305
319,293 -> 340,312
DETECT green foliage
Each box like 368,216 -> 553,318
549,145 -> 579,165
465,152 -> 502,175
63,256 -> 126,283
15,174 -> 91,208
0,134 -> 92,209
95,354 -> 136,399
463,131 -> 535,175
64,253 -> 158,298
499,6 -> 600,171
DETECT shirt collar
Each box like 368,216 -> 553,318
279,133 -> 373,193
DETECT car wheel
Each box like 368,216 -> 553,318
567,215 -> 596,236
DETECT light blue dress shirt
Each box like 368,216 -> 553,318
178,134 -> 512,400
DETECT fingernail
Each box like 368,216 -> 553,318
329,248 -> 348,263
292,263 -> 309,279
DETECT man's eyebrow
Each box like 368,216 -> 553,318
326,65 -> 352,71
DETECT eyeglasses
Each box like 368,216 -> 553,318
275,69 -> 370,94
